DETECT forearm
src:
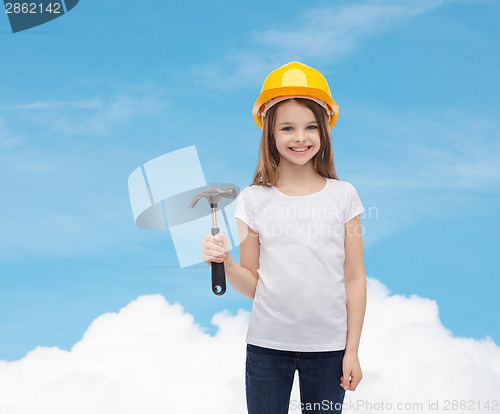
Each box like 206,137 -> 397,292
224,252 -> 259,300
344,275 -> 367,354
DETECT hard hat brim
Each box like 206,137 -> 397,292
252,86 -> 339,130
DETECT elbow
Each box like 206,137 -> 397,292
243,287 -> 255,301
247,281 -> 257,301
248,271 -> 259,300
344,262 -> 366,282
344,270 -> 366,283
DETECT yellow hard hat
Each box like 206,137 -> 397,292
252,61 -> 339,130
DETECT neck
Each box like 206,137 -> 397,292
276,160 -> 319,186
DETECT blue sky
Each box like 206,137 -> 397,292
0,0 -> 499,363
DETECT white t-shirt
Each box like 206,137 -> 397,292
234,177 -> 365,352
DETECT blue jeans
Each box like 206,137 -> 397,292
246,344 -> 346,414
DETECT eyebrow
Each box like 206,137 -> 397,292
277,121 -> 317,126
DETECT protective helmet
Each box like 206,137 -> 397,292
252,61 -> 339,130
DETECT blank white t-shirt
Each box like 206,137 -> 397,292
234,177 -> 365,352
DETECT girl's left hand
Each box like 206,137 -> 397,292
340,351 -> 363,391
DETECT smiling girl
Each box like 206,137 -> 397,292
201,61 -> 367,414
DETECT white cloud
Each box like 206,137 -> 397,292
0,295 -> 249,414
0,89 -> 169,137
347,106 -> 500,190
0,116 -> 25,150
190,0 -> 463,91
338,104 -> 500,247
0,277 -> 498,414
0,87 -> 172,259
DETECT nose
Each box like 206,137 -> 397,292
293,133 -> 308,144
293,128 -> 308,140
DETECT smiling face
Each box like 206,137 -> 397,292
273,99 -> 322,168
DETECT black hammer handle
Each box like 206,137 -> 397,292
211,227 -> 226,295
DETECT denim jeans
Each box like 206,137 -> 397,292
246,343 -> 346,414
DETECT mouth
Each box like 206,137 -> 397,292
288,145 -> 312,154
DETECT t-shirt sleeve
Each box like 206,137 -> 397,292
234,187 -> 258,233
344,182 -> 365,224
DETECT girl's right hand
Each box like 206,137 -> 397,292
201,232 -> 229,266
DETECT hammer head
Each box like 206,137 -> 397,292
189,187 -> 236,208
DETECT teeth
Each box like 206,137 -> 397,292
290,146 -> 310,152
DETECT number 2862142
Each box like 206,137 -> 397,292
5,2 -> 62,14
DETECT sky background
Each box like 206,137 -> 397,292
0,0 -> 499,412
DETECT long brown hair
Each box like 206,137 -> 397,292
250,97 -> 339,187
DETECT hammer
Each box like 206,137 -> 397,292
189,187 -> 236,295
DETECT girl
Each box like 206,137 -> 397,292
201,61 -> 366,414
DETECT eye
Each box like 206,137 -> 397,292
282,126 -> 292,131
307,125 -> 318,130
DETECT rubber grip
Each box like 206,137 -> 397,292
210,226 -> 226,295
211,261 -> 227,296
